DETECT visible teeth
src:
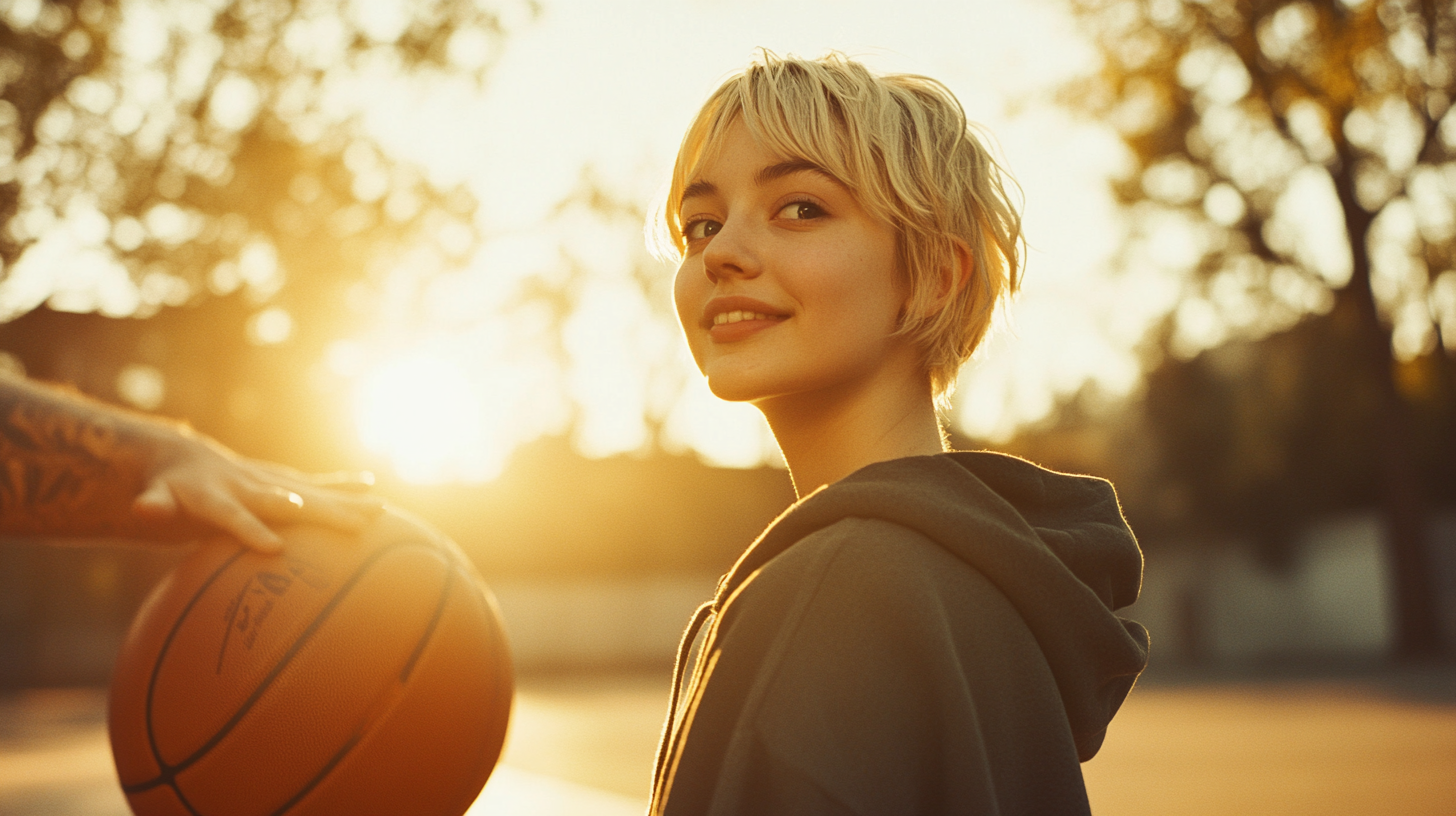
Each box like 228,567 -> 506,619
714,311 -> 772,326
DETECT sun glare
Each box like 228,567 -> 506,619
354,353 -> 512,484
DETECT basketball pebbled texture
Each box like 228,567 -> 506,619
108,507 -> 514,816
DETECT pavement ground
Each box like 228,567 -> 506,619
1,666 -> 1453,815
1082,667 -> 1456,816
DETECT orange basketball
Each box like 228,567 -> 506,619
108,508 -> 513,816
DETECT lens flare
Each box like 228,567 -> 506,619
354,353 -> 507,483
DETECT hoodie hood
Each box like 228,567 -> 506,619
712,451 -> 1149,760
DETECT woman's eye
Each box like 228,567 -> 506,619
777,201 -> 825,221
685,219 -> 721,240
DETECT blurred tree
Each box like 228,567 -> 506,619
0,0 -> 534,463
1138,306 -> 1456,548
1062,0 -> 1456,656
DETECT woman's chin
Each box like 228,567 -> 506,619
705,379 -> 765,403
703,370 -> 781,404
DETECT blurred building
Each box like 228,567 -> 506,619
1127,513 -> 1456,669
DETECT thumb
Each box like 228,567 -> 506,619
133,479 -> 179,519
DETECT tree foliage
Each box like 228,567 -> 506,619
1062,0 -> 1456,656
0,0 -> 532,325
0,0 -> 536,470
1064,0 -> 1454,354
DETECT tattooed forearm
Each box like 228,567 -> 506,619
1,376 -> 384,548
0,378 -> 154,536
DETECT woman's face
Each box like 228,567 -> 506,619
673,122 -> 914,410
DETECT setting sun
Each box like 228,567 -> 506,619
354,353 -> 512,484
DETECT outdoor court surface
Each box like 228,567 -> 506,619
1,666 -> 1452,816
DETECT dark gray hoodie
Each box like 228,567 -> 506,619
651,452 -> 1149,816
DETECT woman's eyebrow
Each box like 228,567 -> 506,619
680,160 -> 839,206
681,179 -> 716,202
755,159 -> 837,187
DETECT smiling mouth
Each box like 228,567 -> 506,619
713,310 -> 783,327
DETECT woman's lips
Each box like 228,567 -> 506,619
703,298 -> 790,342
708,311 -> 788,342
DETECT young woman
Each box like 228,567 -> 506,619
649,53 -> 1150,815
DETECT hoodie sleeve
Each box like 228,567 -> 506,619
656,518 -> 1093,816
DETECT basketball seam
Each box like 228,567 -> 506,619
449,573 -> 516,814
401,562 -> 455,683
130,546 -> 248,796
273,566 -> 458,815
122,538 -> 437,803
267,734 -> 362,816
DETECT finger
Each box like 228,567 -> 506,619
239,484 -> 312,520
238,457 -> 309,481
238,481 -> 382,533
260,483 -> 381,530
302,471 -> 376,492
278,486 -> 305,512
287,489 -> 385,531
132,480 -> 179,520
175,486 -> 285,553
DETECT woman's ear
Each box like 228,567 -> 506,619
903,238 -> 976,326
934,237 -> 975,307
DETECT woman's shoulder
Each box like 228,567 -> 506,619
754,515 -> 966,587
720,514 -> 1004,639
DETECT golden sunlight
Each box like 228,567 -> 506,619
354,352 -> 512,484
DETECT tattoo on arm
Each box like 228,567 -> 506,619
0,381 -> 152,537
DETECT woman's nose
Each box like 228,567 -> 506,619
702,219 -> 761,283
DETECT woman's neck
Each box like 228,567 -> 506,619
759,366 -> 945,499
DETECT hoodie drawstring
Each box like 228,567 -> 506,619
650,599 -> 716,809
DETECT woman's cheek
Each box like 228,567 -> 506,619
674,260 -> 708,369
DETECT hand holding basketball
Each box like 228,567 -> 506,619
132,429 -> 384,553
109,507 -> 513,816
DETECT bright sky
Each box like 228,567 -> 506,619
0,0 -> 1174,482
335,0 -> 1179,481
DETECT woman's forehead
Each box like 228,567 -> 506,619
682,121 -> 846,197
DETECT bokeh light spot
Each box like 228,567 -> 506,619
116,363 -> 165,411
246,307 -> 293,345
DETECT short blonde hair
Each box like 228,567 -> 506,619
653,51 -> 1024,401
